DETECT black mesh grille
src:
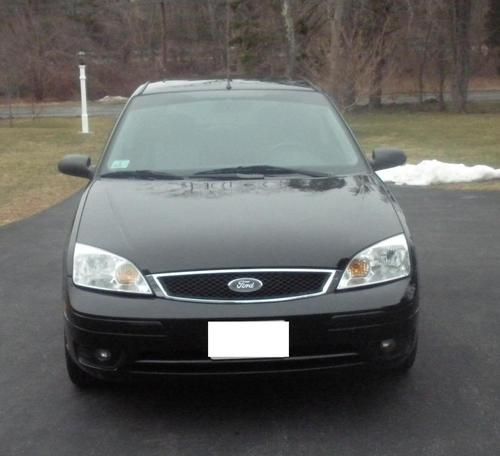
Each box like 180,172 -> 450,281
159,271 -> 330,301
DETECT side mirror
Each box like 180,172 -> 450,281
371,148 -> 407,171
58,154 -> 93,179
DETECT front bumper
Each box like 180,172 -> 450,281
64,277 -> 418,378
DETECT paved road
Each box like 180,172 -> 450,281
1,90 -> 500,119
0,187 -> 499,456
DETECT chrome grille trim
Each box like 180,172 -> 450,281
148,268 -> 337,303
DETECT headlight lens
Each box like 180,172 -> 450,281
337,234 -> 410,290
73,243 -> 152,295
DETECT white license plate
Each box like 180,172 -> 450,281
208,321 -> 289,359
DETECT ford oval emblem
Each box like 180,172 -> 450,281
228,278 -> 263,293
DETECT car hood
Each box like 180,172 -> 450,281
76,175 -> 403,273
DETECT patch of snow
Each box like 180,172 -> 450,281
96,95 -> 127,103
377,160 -> 500,186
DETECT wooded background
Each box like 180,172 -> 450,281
0,0 -> 499,111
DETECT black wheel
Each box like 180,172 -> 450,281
65,349 -> 100,388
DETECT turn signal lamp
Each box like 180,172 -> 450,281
115,262 -> 141,285
348,258 -> 370,278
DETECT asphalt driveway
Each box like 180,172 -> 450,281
0,187 -> 499,456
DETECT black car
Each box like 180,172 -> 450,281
59,79 -> 418,387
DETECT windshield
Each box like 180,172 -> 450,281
101,90 -> 367,178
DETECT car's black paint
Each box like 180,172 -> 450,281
61,79 -> 419,382
65,274 -> 417,320
68,175 -> 404,275
58,154 -> 93,179
371,148 -> 407,171
65,308 -> 418,376
141,79 -> 315,95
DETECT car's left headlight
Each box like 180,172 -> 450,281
337,234 -> 410,290
73,243 -> 152,295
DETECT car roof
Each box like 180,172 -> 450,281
139,79 -> 316,96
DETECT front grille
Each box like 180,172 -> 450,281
154,269 -> 334,302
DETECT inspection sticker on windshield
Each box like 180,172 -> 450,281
110,160 -> 130,169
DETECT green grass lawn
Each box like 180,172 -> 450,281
0,117 -> 114,226
0,111 -> 499,226
348,111 -> 500,168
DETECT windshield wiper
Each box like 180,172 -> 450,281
100,170 -> 184,180
192,165 -> 330,178
189,172 -> 265,180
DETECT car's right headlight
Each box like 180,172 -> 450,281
337,234 -> 411,290
73,243 -> 152,295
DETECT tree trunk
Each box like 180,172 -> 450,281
327,0 -> 346,98
449,0 -> 472,112
369,57 -> 385,109
417,63 -> 425,105
7,89 -> 13,127
437,36 -> 447,111
367,0 -> 393,110
32,72 -> 44,101
437,62 -> 447,111
206,0 -> 218,41
417,23 -> 433,105
344,77 -> 356,107
225,0 -> 231,78
206,0 -> 221,70
282,0 -> 297,79
160,0 -> 168,76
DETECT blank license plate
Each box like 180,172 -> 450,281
208,321 -> 289,359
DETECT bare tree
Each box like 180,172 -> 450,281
362,0 -> 405,109
0,31 -> 19,126
0,1 -> 88,101
406,0 -> 447,107
326,0 -> 345,96
160,0 -> 168,76
229,0 -> 285,75
298,0 -> 405,109
486,0 -> 500,74
282,0 -> 297,78
410,2 -> 435,104
448,0 -> 473,112
0,0 -> 493,104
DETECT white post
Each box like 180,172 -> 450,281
79,64 -> 89,134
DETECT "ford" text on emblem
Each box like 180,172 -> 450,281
227,278 -> 263,293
